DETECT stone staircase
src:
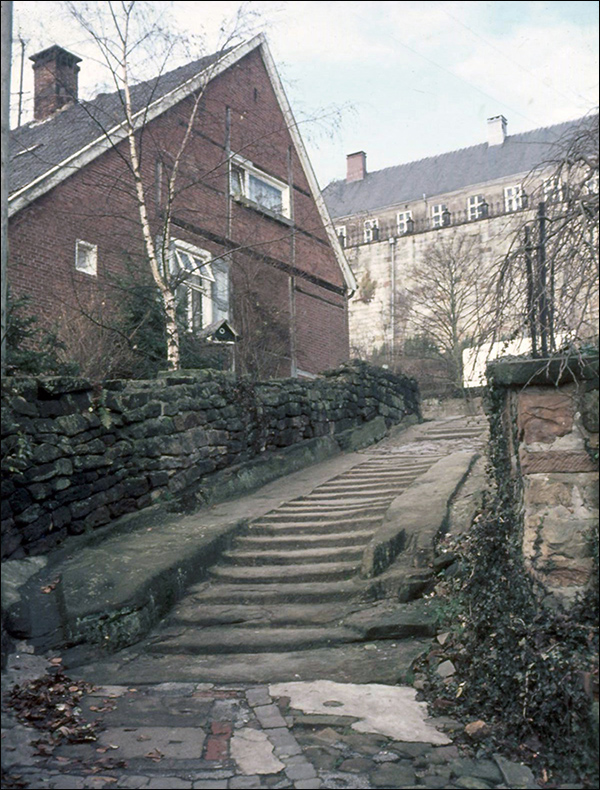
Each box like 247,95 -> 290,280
146,454 -> 444,656
138,415 -> 489,664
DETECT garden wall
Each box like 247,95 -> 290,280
487,355 -> 598,603
1,361 -> 420,560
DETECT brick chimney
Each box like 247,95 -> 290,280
30,45 -> 81,121
487,115 -> 507,146
346,151 -> 367,183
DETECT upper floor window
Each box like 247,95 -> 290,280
468,195 -> 488,220
231,155 -> 290,218
543,176 -> 564,204
171,240 -> 215,333
397,211 -> 413,234
431,204 -> 449,228
363,218 -> 379,243
336,225 -> 347,248
504,185 -> 525,212
75,239 -> 97,276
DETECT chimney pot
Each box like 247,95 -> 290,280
30,45 -> 82,121
487,115 -> 507,146
346,151 -> 367,183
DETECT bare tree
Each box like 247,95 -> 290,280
404,231 -> 492,391
63,0 -> 257,371
492,113 -> 599,359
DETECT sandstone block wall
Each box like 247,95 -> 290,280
488,357 -> 598,602
1,362 -> 419,560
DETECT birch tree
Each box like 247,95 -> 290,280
65,0 -> 255,370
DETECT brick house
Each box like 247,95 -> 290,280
8,34 -> 356,379
323,114 -> 598,388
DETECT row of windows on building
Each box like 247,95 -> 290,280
335,177 -> 572,246
75,238 -> 219,333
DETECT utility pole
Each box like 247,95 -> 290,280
1,0 -> 13,377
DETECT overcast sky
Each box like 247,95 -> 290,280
10,1 -> 599,187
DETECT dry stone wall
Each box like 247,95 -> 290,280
1,361 -> 419,560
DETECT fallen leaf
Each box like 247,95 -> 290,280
145,748 -> 164,761
49,658 -> 62,666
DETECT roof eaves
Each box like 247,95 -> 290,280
9,35 -> 266,218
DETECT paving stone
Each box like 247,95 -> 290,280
372,750 -> 400,763
192,782 -> 229,790
191,771 -> 235,780
294,781 -> 323,789
146,779 -> 192,789
254,704 -> 288,730
371,761 -> 417,788
448,758 -> 502,783
111,778 -> 150,789
423,777 -> 456,789
388,741 -> 432,758
317,772 -> 372,789
229,776 -> 263,789
285,761 -> 318,781
246,687 -> 272,707
454,777 -> 492,789
492,755 -> 537,789
338,757 -> 376,773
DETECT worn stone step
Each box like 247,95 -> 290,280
312,482 -> 409,496
147,625 -> 362,654
257,507 -> 388,523
299,494 -> 394,505
187,580 -> 363,604
248,518 -> 381,536
167,602 -> 352,627
209,561 -> 359,584
237,529 -> 375,549
223,545 -> 364,566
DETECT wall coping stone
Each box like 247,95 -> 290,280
487,353 -> 598,388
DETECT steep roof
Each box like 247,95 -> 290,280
10,50 -> 224,197
8,34 -> 356,293
323,116 -> 595,219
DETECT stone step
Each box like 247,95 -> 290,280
223,545 -> 364,566
209,561 -> 359,584
298,495 -> 394,505
312,483 -> 409,496
187,580 -> 362,604
248,518 -> 381,536
147,625 -> 361,655
259,507 -> 389,522
168,602 -> 356,628
237,529 -> 375,549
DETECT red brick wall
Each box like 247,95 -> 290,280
8,47 -> 349,376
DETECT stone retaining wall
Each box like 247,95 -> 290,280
1,361 -> 419,560
487,355 -> 598,602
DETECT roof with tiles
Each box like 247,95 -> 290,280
323,115 -> 596,219
9,49 -> 227,196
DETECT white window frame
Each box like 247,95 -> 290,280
363,218 -> 379,243
171,239 -> 215,333
75,239 -> 98,276
397,211 -> 412,234
467,195 -> 486,221
504,184 -> 524,212
543,176 -> 564,204
336,225 -> 347,247
230,154 -> 290,218
431,204 -> 448,228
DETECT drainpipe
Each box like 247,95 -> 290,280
389,236 -> 396,366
